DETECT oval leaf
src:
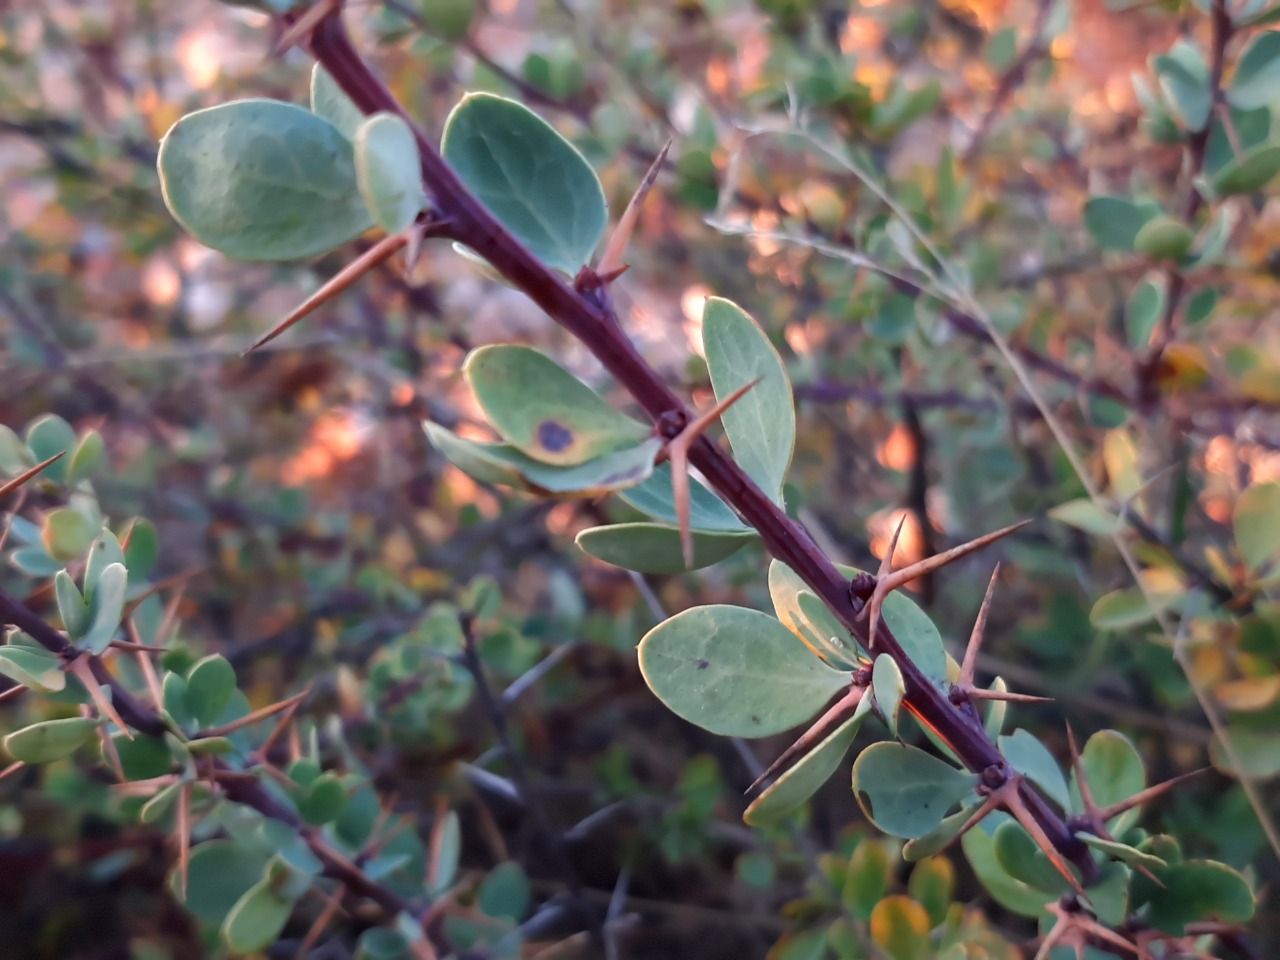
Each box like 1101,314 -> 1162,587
464,345 -> 649,465
4,716 -> 98,763
1082,196 -> 1156,252
852,742 -> 979,839
441,92 -> 607,274
575,522 -> 753,573
1069,730 -> 1145,834
872,654 -> 904,737
354,112 -> 427,233
1212,144 -> 1280,196
768,560 -> 861,669
310,64 -> 365,141
24,415 -> 75,484
1234,482 -> 1280,573
1144,860 -> 1255,935
178,840 -> 270,925
0,645 -> 66,693
999,729 -> 1071,810
744,706 -> 866,826
159,99 -> 372,261
638,604 -> 849,738
186,655 -> 238,728
620,464 -> 747,532
1227,31 -> 1280,111
222,876 -> 296,953
1155,45 -> 1212,132
869,895 -> 931,960
424,422 -> 662,496
43,508 -> 96,562
701,297 -> 795,498
79,562 -> 128,655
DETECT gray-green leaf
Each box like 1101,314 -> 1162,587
354,112 -> 427,233
701,297 -> 795,499
852,742 -> 979,839
441,92 -> 607,274
158,99 -> 373,261
638,604 -> 849,738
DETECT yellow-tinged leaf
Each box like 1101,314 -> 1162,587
1155,343 -> 1210,392
870,895 -> 931,960
1239,365 -> 1280,404
1103,428 -> 1142,506
1214,675 -> 1280,712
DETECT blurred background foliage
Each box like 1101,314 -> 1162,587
1,0 -> 1279,956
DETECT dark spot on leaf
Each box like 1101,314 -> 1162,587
537,420 -> 574,453
857,790 -> 872,815
750,715 -> 760,724
696,659 -> 710,670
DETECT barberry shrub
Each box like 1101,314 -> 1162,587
2,0 -> 1279,957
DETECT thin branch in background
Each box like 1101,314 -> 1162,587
0,584 -> 432,937
962,0 -> 1055,164
456,613 -> 599,936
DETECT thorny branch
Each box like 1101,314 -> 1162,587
0,584 -> 429,940
301,4 -> 1096,879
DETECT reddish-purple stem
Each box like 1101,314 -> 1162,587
305,11 -> 1092,872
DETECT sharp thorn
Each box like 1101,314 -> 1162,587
69,656 -> 132,740
272,0 -> 337,57
666,377 -> 763,571
1094,768 -> 1210,822
244,232 -> 408,354
1003,782 -> 1088,900
207,688 -> 310,741
960,562 -> 1001,687
0,452 -> 66,500
1065,722 -> 1099,817
690,377 -> 763,440
876,520 -> 1030,597
404,223 -> 426,274
176,781 -> 191,901
122,565 -> 206,622
598,138 -> 672,278
1078,917 -> 1142,955
746,686 -> 864,793
966,688 -> 1054,703
878,513 -> 906,580
294,887 -> 346,960
126,617 -> 165,707
99,725 -> 126,781
672,442 -> 694,569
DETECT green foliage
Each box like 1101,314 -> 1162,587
701,297 -> 796,499
464,345 -> 649,465
575,522 -> 754,573
852,744 -> 979,839
310,64 -> 365,141
441,93 -> 607,274
354,113 -> 428,233
744,701 -> 870,826
158,100 -> 373,260
3,0 -> 1275,952
638,604 -> 848,736
4,716 -> 99,763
